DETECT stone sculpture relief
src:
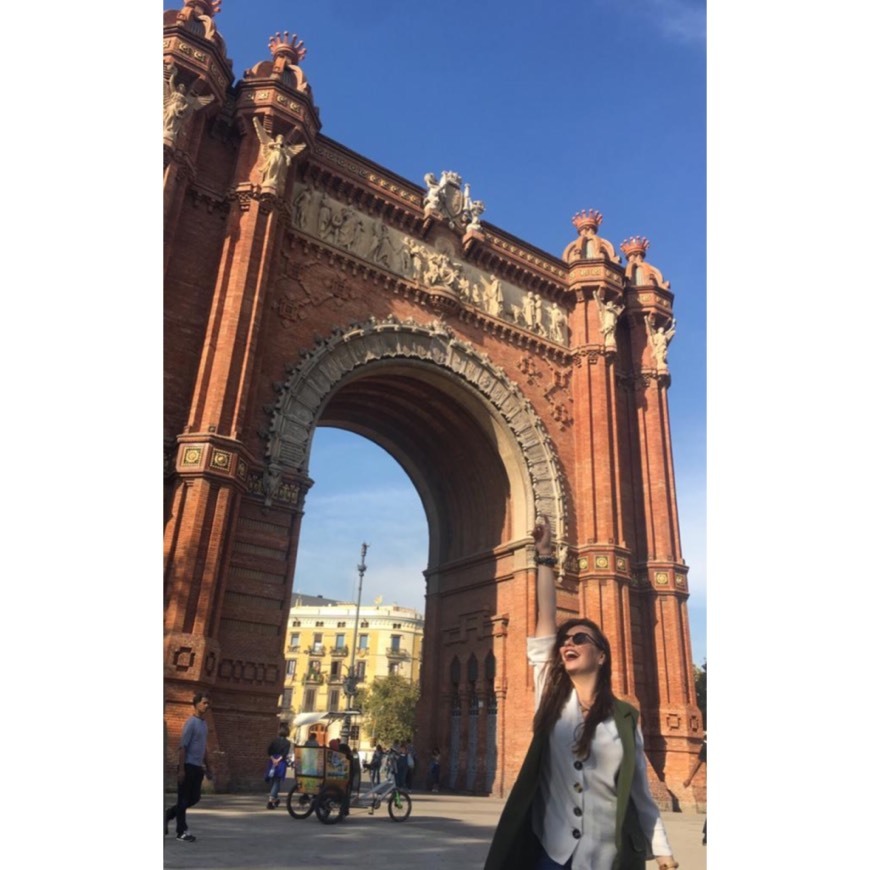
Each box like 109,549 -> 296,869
163,62 -> 215,147
252,116 -> 307,196
422,170 -> 485,232
289,183 -> 570,346
645,313 -> 676,372
593,288 -> 624,349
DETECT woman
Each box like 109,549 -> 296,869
265,723 -> 292,809
485,517 -> 679,870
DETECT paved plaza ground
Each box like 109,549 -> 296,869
163,789 -> 707,869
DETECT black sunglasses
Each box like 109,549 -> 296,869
561,631 -> 600,648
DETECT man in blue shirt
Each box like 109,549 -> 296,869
165,692 -> 212,842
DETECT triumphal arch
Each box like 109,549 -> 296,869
164,2 -> 704,806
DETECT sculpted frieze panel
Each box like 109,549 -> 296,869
290,183 -> 569,345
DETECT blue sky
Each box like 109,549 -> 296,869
209,0 -> 708,663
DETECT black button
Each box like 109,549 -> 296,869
573,807 -> 582,817
572,829 -> 581,839
573,760 -> 583,770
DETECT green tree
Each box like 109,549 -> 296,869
693,660 -> 707,729
362,674 -> 420,745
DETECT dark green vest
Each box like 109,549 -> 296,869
484,699 -> 649,870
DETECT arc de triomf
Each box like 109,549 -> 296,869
164,2 -> 704,808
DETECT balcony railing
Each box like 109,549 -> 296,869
307,646 -> 325,656
304,673 -> 324,684
386,647 -> 411,660
330,646 -> 349,656
356,647 -> 368,657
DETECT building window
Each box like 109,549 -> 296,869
330,660 -> 342,678
359,634 -> 369,649
313,632 -> 323,651
289,633 -> 300,649
315,621 -> 324,627
303,688 -> 316,711
292,620 -> 301,627
335,633 -> 346,649
360,620 -> 369,628
390,634 -> 401,651
388,662 -> 400,676
281,688 -> 294,710
393,623 -> 402,629
309,660 -> 321,675
286,659 -> 297,678
350,725 -> 360,741
355,661 -> 366,680
328,688 -> 340,710
337,621 -> 346,628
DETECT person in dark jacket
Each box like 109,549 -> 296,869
484,517 -> 679,870
265,723 -> 292,809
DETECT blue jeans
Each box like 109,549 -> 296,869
533,848 -> 571,870
269,776 -> 284,801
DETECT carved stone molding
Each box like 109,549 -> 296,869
289,182 -> 570,346
266,315 -> 568,540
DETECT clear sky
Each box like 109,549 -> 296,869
207,0 -> 708,663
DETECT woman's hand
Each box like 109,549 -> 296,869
655,859 -> 678,870
533,515 -> 552,554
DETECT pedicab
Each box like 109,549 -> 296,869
285,710 -> 411,824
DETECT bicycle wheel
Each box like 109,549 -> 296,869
314,785 -> 345,825
387,790 -> 412,822
286,785 -> 315,819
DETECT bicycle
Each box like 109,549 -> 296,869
315,775 -> 412,824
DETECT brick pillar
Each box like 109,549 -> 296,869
164,48 -> 317,784
620,234 -> 703,806
563,212 -> 638,705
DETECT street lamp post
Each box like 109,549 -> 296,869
341,542 -> 368,745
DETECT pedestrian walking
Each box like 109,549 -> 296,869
395,741 -> 409,789
485,516 -> 679,870
265,723 -> 292,809
165,692 -> 213,843
369,744 -> 384,785
429,747 -> 441,793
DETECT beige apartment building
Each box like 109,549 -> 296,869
279,593 -> 424,748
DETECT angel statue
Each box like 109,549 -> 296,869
423,172 -> 444,212
644,313 -> 677,372
163,63 -> 215,147
252,116 -> 307,196
593,287 -> 624,349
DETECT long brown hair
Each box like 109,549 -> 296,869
532,618 -> 615,759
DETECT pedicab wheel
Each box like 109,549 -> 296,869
286,785 -> 315,819
314,785 -> 345,825
387,790 -> 412,822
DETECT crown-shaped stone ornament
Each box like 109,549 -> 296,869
620,236 -> 650,259
572,210 -> 604,234
269,31 -> 307,64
